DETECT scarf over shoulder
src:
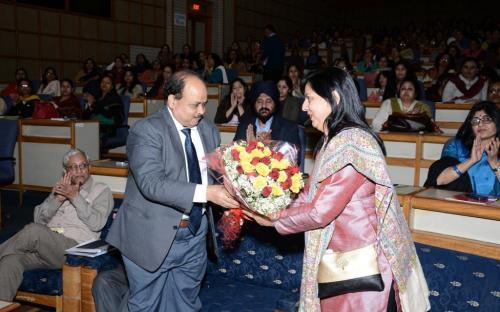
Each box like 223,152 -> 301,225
299,127 -> 429,312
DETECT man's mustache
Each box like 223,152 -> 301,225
258,108 -> 271,114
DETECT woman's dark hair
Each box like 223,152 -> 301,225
210,53 -> 223,68
83,58 -> 97,72
41,67 -> 58,87
459,57 -> 480,74
100,73 -> 117,95
397,78 -> 420,100
148,64 -> 175,97
226,48 -> 241,64
278,76 -> 293,91
15,68 -> 28,80
60,78 -> 75,89
375,70 -> 390,89
302,67 -> 386,154
287,63 -> 303,77
120,68 -> 141,94
229,77 -> 248,95
383,61 -> 417,100
434,52 -> 455,71
456,101 -> 500,151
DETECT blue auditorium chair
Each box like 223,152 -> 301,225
0,119 -> 18,229
357,77 -> 368,101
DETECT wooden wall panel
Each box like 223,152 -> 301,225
0,4 -> 15,29
0,30 -> 17,56
40,35 -> 60,60
16,7 -> 38,33
129,25 -> 143,45
0,58 -> 16,81
115,0 -> 129,21
40,11 -> 60,35
17,59 -> 40,79
80,17 -> 98,40
18,33 -> 39,58
99,20 -> 114,41
143,6 -> 155,26
80,41 -> 98,60
143,26 -> 156,46
61,38 -> 80,61
129,2 -> 142,24
97,42 -> 116,64
115,22 -> 129,43
60,15 -> 79,37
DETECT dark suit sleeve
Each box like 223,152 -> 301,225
126,119 -> 197,212
233,119 -> 250,141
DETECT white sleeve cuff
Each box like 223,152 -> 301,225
193,184 -> 207,203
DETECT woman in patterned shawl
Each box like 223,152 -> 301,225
245,67 -> 430,311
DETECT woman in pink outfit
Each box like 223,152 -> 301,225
245,68 -> 430,312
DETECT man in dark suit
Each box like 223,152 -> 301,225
262,24 -> 285,82
106,70 -> 238,312
234,81 -> 301,154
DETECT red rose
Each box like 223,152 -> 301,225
246,141 -> 258,152
231,149 -> 240,160
290,166 -> 300,174
261,186 -> 272,197
251,157 -> 260,165
274,152 -> 284,161
280,179 -> 292,190
236,165 -> 243,174
269,169 -> 280,180
261,156 -> 271,165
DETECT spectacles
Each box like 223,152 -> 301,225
65,163 -> 89,172
471,116 -> 493,126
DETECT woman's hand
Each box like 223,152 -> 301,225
486,137 -> 500,168
470,137 -> 484,164
242,210 -> 274,227
230,93 -> 238,108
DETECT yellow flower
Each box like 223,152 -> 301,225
277,171 -> 288,183
271,185 -> 284,196
263,148 -> 272,157
257,142 -> 265,148
235,145 -> 246,153
290,184 -> 301,194
239,151 -> 251,162
253,176 -> 267,190
240,161 -> 254,173
291,173 -> 302,183
270,159 -> 281,169
255,163 -> 270,176
250,148 -> 265,159
279,159 -> 290,169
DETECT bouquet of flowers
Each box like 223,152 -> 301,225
206,140 -> 304,248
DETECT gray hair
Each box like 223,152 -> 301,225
62,148 -> 90,167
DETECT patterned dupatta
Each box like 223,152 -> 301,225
298,128 -> 417,312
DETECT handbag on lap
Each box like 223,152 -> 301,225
382,112 -> 439,133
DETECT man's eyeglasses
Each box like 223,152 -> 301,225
471,116 -> 493,126
65,163 -> 89,172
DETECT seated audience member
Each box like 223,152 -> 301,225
377,55 -> 391,71
425,101 -> 499,195
109,56 -> 126,85
288,64 -> 304,98
214,77 -> 250,124
426,52 -> 456,102
234,81 -> 300,151
463,37 -> 487,63
383,61 -> 418,100
305,46 -> 322,71
371,78 -> 433,131
157,44 -> 173,66
50,79 -> 82,119
0,98 -> 6,115
488,80 -> 500,107
6,79 -> 40,118
225,48 -> 246,73
74,58 -> 100,86
356,48 -> 379,73
277,76 -> 304,124
1,68 -> 28,102
118,69 -> 144,99
147,64 -> 174,99
37,67 -> 61,97
207,53 -> 229,84
285,48 -> 304,73
82,75 -> 124,143
0,148 -> 113,301
442,57 -> 488,103
140,60 -> 162,85
368,70 -> 390,102
134,53 -> 151,75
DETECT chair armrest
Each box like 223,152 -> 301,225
66,251 -> 121,272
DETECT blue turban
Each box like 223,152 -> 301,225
249,81 -> 280,108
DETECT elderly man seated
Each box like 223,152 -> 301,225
0,148 -> 113,301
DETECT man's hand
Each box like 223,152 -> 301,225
207,185 -> 239,209
256,130 -> 272,142
53,172 -> 80,201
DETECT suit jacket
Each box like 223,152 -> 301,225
262,34 -> 285,71
106,106 -> 220,272
234,115 -> 301,155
